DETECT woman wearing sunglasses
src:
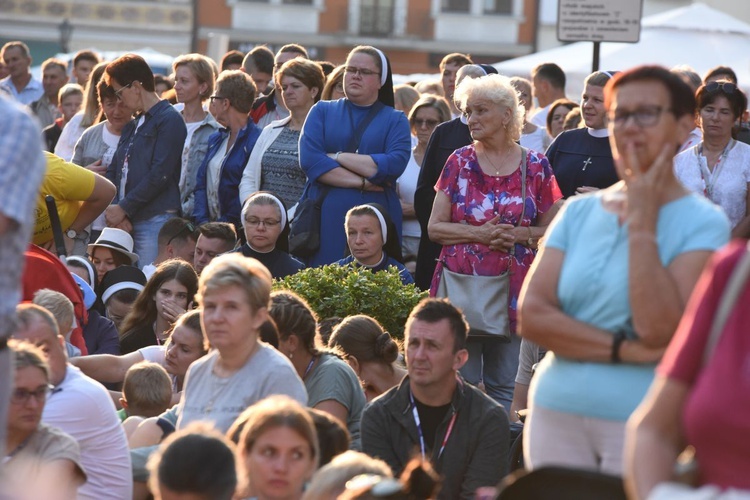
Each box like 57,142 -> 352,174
674,81 -> 750,238
397,95 -> 451,273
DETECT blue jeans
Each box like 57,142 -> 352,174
459,334 -> 521,412
132,213 -> 174,269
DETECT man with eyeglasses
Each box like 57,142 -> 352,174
141,217 -> 199,279
13,303 -> 132,500
250,43 -> 309,129
103,54 -> 187,269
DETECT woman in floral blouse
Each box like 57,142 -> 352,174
427,73 -> 563,411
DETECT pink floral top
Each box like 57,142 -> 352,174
429,145 -> 562,334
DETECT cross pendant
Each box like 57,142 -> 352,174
582,157 -> 592,171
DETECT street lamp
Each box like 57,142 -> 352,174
59,19 -> 73,53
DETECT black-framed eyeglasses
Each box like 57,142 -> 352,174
244,217 -> 281,228
114,82 -> 135,100
209,95 -> 228,103
705,81 -> 737,94
344,66 -> 381,78
609,105 -> 673,128
167,222 -> 196,246
11,385 -> 53,405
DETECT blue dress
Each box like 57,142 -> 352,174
299,99 -> 411,267
335,254 -> 415,286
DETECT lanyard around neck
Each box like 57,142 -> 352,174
695,139 -> 734,200
408,389 -> 458,461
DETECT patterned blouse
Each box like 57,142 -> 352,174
429,145 -> 562,334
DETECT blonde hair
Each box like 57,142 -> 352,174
303,451 -> 392,499
197,253 -> 272,313
58,83 -> 84,104
32,289 -> 74,335
122,361 -> 173,418
173,53 -> 216,100
454,73 -> 524,144
9,340 -> 50,381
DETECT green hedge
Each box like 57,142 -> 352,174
273,264 -> 427,340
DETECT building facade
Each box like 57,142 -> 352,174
198,0 -> 539,74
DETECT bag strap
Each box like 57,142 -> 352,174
517,147 -> 528,227
309,101 -> 384,205
702,241 -> 750,367
345,100 -> 385,153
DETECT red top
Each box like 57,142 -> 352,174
22,245 -> 88,355
658,239 -> 750,489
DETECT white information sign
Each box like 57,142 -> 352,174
557,0 -> 643,43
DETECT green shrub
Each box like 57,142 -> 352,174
273,264 -> 427,340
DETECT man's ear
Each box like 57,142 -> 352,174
119,398 -> 128,409
453,348 -> 469,372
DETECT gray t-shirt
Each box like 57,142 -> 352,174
306,353 -> 366,450
178,342 -> 308,433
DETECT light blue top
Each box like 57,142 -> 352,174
530,190 -> 730,421
0,75 -> 43,105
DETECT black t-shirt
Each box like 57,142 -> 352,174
414,398 -> 452,453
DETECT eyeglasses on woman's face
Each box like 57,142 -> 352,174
608,105 -> 673,128
344,66 -> 381,78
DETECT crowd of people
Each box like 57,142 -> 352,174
1,37 -> 749,500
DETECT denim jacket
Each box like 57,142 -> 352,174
193,121 -> 262,228
107,100 -> 187,222
179,112 -> 220,218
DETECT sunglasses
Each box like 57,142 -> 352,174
167,222 -> 196,246
705,81 -> 737,94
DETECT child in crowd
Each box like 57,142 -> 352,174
120,361 -> 173,437
43,83 -> 83,152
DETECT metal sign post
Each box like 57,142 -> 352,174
557,0 -> 643,73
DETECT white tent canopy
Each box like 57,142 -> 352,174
491,3 -> 750,99
32,47 -> 175,79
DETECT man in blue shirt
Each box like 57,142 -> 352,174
0,41 -> 43,104
103,54 -> 187,267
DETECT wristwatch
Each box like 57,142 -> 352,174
66,229 -> 88,241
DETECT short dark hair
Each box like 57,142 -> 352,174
308,408 -> 350,466
104,54 -> 155,92
439,53 -> 472,72
704,65 -> 738,85
532,63 -> 566,90
158,217 -> 199,248
278,44 -> 309,59
148,423 -> 237,500
316,60 -> 336,76
243,45 -> 274,75
216,70 -> 256,114
220,50 -> 244,71
606,65 -> 696,120
276,59 -> 326,103
73,50 -> 101,67
696,81 -> 747,121
154,74 -> 173,91
198,222 -> 237,246
406,298 -> 468,352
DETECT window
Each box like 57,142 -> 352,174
441,0 -> 469,13
360,0 -> 394,36
484,0 -> 512,14
282,0 -> 313,4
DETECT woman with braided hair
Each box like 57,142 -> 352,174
328,315 -> 406,402
270,290 -> 367,450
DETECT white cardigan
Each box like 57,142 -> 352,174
239,115 -> 292,206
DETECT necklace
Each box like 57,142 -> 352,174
482,145 -> 513,175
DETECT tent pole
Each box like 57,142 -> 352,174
592,42 -> 600,73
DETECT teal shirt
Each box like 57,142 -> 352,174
530,191 -> 730,421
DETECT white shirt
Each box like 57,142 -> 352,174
674,140 -> 750,228
397,150 -> 422,238
43,365 -> 132,500
529,105 -> 550,128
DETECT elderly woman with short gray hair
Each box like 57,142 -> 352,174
427,73 -> 563,411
